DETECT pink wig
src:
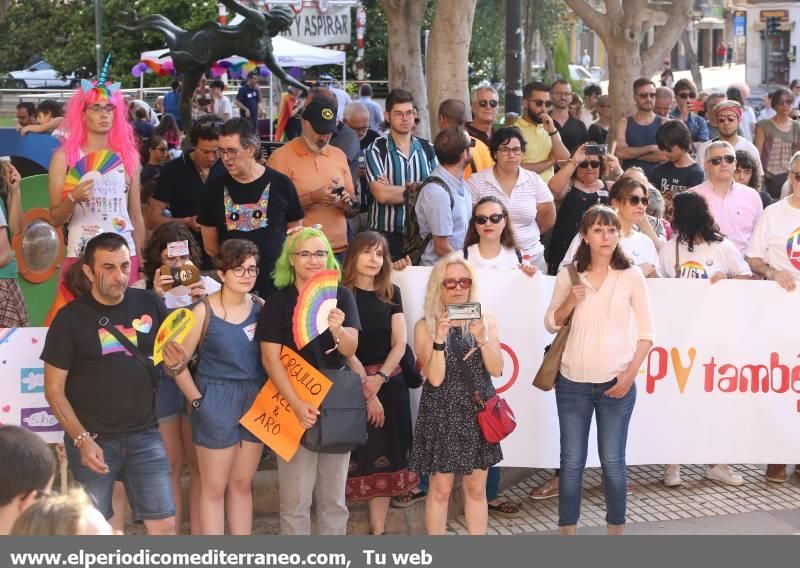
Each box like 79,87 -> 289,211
61,87 -> 140,176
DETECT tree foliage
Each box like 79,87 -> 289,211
468,0 -> 505,85
0,0 -> 217,87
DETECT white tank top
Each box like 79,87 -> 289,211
65,151 -> 136,258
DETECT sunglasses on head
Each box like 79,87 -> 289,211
578,161 -> 601,169
528,99 -> 552,108
626,195 -> 649,206
676,92 -> 694,99
442,278 -> 472,290
478,99 -> 499,108
708,155 -> 736,166
474,213 -> 505,225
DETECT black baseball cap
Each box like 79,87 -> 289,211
302,101 -> 337,134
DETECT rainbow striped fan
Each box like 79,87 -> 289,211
62,150 -> 123,196
292,269 -> 339,350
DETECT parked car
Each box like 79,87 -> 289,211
6,60 -> 80,89
568,64 -> 595,88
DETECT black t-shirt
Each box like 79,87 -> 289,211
588,123 -> 608,145
198,167 -> 303,299
353,286 -> 403,366
553,115 -> 588,154
40,289 -> 167,438
546,185 -> 609,274
153,151 -> 227,269
255,285 -> 361,369
647,161 -> 705,199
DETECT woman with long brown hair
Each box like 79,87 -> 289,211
545,205 -> 654,535
341,231 -> 417,535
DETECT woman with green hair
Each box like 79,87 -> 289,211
255,225 -> 362,535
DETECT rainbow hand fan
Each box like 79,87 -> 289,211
292,269 -> 339,350
62,150 -> 123,197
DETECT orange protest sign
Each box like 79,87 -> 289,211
240,345 -> 333,462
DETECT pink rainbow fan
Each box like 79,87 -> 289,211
62,150 -> 123,198
292,269 -> 339,350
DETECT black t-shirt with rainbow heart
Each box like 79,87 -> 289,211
40,289 -> 167,439
198,167 -> 304,299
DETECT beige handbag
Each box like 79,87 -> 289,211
532,264 -> 581,391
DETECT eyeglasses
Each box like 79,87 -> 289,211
578,161 -> 601,169
527,98 -> 552,108
231,266 -> 259,277
777,99 -> 794,106
478,99 -> 499,108
716,116 -> 738,123
497,147 -> 523,156
637,93 -> 656,99
791,114 -> 800,120
391,110 -> 416,119
474,213 -> 505,225
196,118 -> 224,128
293,250 -> 329,260
216,148 -> 241,158
625,195 -> 649,206
441,278 -> 472,290
707,155 -> 736,166
791,171 -> 800,181
676,92 -> 694,99
154,146 -> 169,152
86,104 -> 115,114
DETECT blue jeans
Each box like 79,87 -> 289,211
555,374 -> 636,527
64,428 -> 175,522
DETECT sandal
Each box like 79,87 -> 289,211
390,490 -> 427,508
529,477 -> 559,500
488,501 -> 520,518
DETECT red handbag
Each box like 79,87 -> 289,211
454,339 -> 517,444
476,395 -> 517,443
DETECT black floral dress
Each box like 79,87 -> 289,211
409,327 -> 503,475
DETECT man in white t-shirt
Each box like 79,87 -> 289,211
209,80 -> 233,121
697,101 -> 763,179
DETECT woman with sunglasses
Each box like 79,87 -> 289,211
140,134 -> 169,187
467,127 -> 556,272
155,114 -> 183,153
755,88 -> 800,199
256,226 -> 361,535
747,151 -> 800,484
546,143 -> 621,274
546,205 -> 654,535
560,177 -> 661,277
161,239 -> 266,535
462,196 -> 535,276
341,231 -> 418,534
409,256 -> 503,535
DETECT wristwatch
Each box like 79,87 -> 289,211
432,341 -> 446,351
376,370 -> 390,384
191,396 -> 203,409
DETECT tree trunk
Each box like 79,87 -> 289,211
681,29 -> 703,90
426,0 -> 477,137
381,0 -> 431,139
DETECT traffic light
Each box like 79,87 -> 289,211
766,16 -> 780,37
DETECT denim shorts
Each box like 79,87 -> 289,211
192,376 -> 264,449
64,428 -> 175,522
155,369 -> 182,424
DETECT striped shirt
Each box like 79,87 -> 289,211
467,167 -> 554,258
365,134 -> 438,234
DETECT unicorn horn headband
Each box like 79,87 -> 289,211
81,53 -> 121,97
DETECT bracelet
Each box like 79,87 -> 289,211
166,359 -> 186,377
432,341 -> 445,351
73,431 -> 96,448
548,129 -> 559,137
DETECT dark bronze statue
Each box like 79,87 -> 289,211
116,0 -> 308,142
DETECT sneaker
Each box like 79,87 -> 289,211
529,476 -> 559,500
766,464 -> 787,483
664,464 -> 682,487
705,464 -> 744,486
626,481 -> 634,495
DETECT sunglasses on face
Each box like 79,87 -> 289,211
441,278 -> 472,290
527,99 -> 552,108
578,161 -> 601,169
676,92 -> 694,99
474,213 -> 505,225
626,195 -> 649,206
637,93 -> 656,99
478,99 -> 499,108
708,155 -> 736,166
716,116 -> 738,123
778,99 -> 794,106
791,171 -> 800,181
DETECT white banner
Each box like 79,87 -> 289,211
393,268 -> 800,467
279,5 -> 351,46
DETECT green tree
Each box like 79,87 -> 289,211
469,0 -> 505,86
523,0 -> 567,82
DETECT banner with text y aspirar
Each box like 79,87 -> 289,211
393,268 -> 800,467
240,346 -> 332,462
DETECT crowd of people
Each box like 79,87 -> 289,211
0,63 -> 798,537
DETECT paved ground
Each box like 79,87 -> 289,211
448,464 -> 800,535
